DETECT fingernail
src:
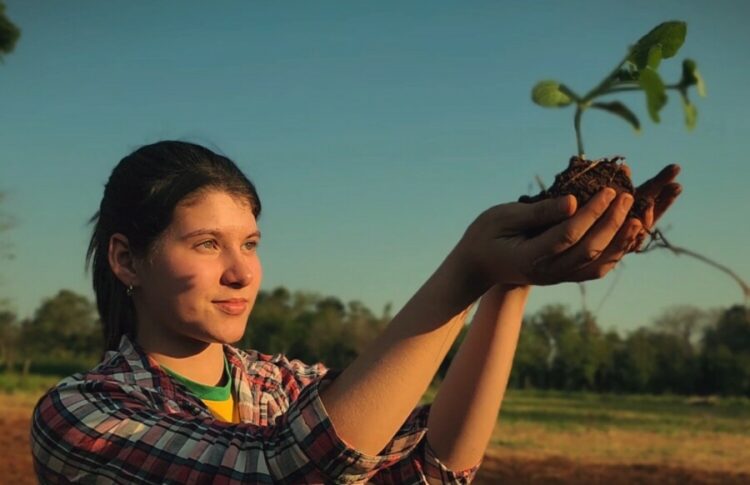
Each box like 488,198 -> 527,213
558,195 -> 576,215
621,194 -> 634,209
603,188 -> 616,202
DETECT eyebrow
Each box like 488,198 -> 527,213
181,228 -> 261,240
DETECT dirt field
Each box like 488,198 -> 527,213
1,393 -> 38,485
474,455 -> 750,484
6,392 -> 749,484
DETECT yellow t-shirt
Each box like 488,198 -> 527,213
162,356 -> 240,423
202,393 -> 239,423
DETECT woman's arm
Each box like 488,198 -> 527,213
320,252 -> 479,456
423,168 -> 682,470
320,188 -> 633,456
425,284 -> 530,471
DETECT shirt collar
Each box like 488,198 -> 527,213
112,334 -> 253,405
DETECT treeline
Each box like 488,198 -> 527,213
510,304 -> 749,396
1,288 -> 749,396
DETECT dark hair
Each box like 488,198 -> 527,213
87,141 -> 261,351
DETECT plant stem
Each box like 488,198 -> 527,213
582,53 -> 631,103
574,105 -> 584,156
575,53 -> 632,156
602,83 -> 682,95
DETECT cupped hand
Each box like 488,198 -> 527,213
455,164 -> 682,289
624,163 -> 682,251
456,187 -> 638,288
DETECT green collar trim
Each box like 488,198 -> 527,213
162,354 -> 232,401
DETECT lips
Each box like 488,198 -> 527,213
213,299 -> 248,316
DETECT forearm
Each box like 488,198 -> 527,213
320,251 -> 484,456
426,284 -> 530,471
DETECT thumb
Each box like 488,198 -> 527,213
503,195 -> 577,232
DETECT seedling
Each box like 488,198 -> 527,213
524,22 -> 750,304
524,21 -> 705,223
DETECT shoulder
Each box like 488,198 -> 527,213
228,346 -> 331,397
32,339 -> 186,429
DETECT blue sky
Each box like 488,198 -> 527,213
1,1 -> 748,333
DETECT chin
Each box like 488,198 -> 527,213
218,324 -> 248,345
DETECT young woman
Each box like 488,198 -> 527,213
31,141 -> 681,484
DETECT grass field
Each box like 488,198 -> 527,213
485,390 -> 750,474
4,376 -> 750,483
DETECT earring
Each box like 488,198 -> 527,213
126,284 -> 134,297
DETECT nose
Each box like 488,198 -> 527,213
220,251 -> 254,288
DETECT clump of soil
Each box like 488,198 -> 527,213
520,155 -> 650,223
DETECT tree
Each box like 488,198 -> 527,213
612,328 -> 659,393
699,305 -> 750,395
510,316 -> 551,389
240,287 -> 308,356
594,330 -> 623,392
533,305 -> 586,390
0,192 -> 17,276
0,309 -> 18,369
20,290 -> 101,363
240,287 -> 388,370
652,304 -> 714,347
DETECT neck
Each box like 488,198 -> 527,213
135,321 -> 228,387
148,342 -> 227,387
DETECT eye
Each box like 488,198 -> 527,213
197,239 -> 219,250
243,240 -> 259,250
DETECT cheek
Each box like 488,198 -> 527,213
148,257 -> 219,313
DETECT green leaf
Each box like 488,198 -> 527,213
591,101 -> 641,132
0,1 -> 22,60
682,59 -> 707,97
629,21 -> 687,69
531,81 -> 573,107
639,67 -> 667,122
683,101 -> 697,130
615,68 -> 639,82
679,92 -> 697,130
647,45 -> 662,70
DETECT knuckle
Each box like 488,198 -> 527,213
594,204 -> 609,219
534,200 -> 551,221
583,247 -> 602,263
560,229 -> 578,247
593,196 -> 611,217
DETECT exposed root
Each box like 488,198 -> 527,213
638,228 -> 750,304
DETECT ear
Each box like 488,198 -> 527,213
108,233 -> 140,287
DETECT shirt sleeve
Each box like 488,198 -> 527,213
273,359 -> 481,484
369,405 -> 481,484
30,375 -> 427,484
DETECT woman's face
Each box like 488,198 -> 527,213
134,189 -> 262,347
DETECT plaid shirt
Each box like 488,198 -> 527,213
31,335 -> 479,484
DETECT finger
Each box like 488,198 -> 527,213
625,219 -> 645,253
632,231 -> 647,252
643,203 -> 654,229
526,188 -> 617,264
570,218 -> 642,281
541,191 -> 633,276
637,164 -> 681,199
571,218 -> 642,283
496,195 -> 577,233
652,183 -> 682,223
595,216 -> 642,265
